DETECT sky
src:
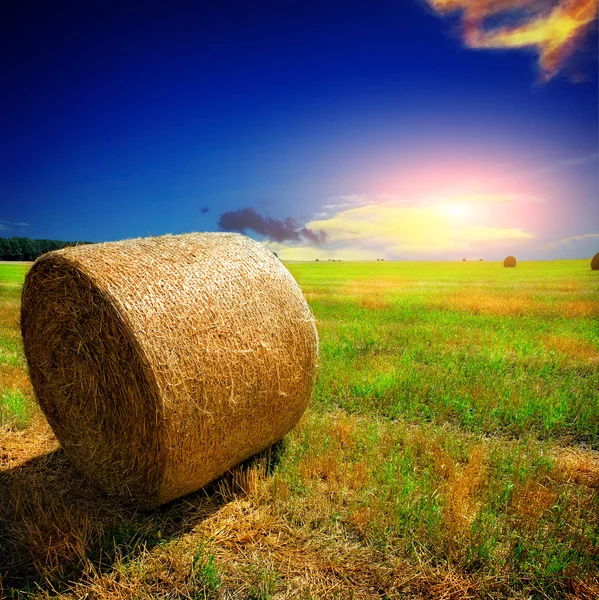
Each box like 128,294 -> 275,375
1,0 -> 598,261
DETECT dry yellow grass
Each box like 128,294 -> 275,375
560,300 -> 599,318
426,288 -> 599,318
551,447 -> 599,489
0,421 -> 58,469
345,278 -> 416,310
442,446 -> 487,539
1,409 -> 598,598
512,480 -> 559,526
542,334 -> 599,365
435,291 -> 541,316
0,364 -> 32,394
0,302 -> 20,329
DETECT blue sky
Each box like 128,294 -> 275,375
1,0 -> 597,260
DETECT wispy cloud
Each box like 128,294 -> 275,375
559,152 -> 599,167
0,220 -> 31,232
537,232 -> 599,251
534,151 -> 599,174
427,0 -> 598,81
323,194 -> 372,209
265,198 -> 533,260
316,194 -> 401,218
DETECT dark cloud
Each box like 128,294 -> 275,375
299,227 -> 327,244
218,207 -> 327,245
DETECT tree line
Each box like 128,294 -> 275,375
0,237 -> 92,261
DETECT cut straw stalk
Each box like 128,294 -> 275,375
21,233 -> 318,508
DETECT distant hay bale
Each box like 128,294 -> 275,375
591,253 -> 599,270
503,256 -> 517,268
21,233 -> 318,508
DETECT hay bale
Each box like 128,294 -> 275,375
591,253 -> 599,270
503,256 -> 517,268
21,233 -> 318,508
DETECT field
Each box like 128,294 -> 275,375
1,259 -> 598,599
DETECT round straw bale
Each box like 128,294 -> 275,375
591,252 -> 599,270
503,256 -> 517,268
21,233 -> 318,508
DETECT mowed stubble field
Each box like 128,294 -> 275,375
0,259 -> 598,599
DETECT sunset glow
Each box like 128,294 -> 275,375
266,195 -> 534,261
2,1 -> 596,261
441,203 -> 473,219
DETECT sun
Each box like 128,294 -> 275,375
443,203 -> 472,219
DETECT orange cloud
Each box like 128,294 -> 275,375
428,0 -> 598,80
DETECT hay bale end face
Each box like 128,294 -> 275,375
591,252 -> 599,270
503,256 -> 517,268
21,233 -> 318,508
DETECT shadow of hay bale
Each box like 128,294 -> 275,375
0,441 -> 284,595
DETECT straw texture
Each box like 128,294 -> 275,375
21,233 -> 318,508
503,256 -> 517,268
591,253 -> 599,270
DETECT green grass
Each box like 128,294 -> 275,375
191,545 -> 222,598
0,388 -> 31,429
0,263 -> 28,366
0,262 -> 30,286
0,263 -> 32,428
0,259 -> 597,598
290,260 -> 599,446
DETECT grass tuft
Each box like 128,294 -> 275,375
0,389 -> 32,429
191,545 -> 222,598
